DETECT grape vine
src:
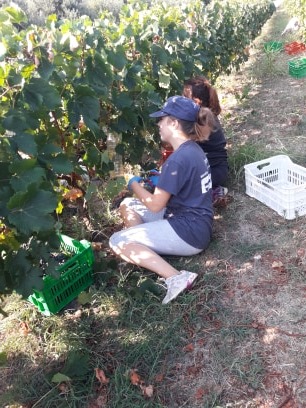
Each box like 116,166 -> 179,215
0,0 -> 275,295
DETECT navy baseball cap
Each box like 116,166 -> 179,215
149,95 -> 200,122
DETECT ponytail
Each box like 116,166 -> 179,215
207,84 -> 221,116
183,76 -> 221,116
174,106 -> 216,142
194,107 -> 216,142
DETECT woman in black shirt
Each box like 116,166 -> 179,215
183,76 -> 229,203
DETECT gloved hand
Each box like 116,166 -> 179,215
147,169 -> 160,187
127,176 -> 143,191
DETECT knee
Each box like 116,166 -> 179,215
109,230 -> 131,250
109,231 -> 121,253
119,197 -> 135,217
119,197 -> 134,210
119,200 -> 128,218
119,200 -> 143,227
109,233 -> 135,258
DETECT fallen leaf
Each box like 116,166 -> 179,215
91,242 -> 106,251
128,368 -> 154,398
154,373 -> 164,382
78,291 -> 92,305
19,321 -> 30,336
297,248 -> 305,258
186,365 -> 201,376
129,369 -> 142,385
272,260 -> 284,269
183,343 -> 194,352
95,395 -> 108,407
88,391 -> 108,407
197,338 -> 205,346
226,290 -> 235,298
95,368 -> 109,385
140,384 -> 154,398
58,382 -> 70,395
63,188 -> 83,201
195,387 -> 206,400
73,309 -> 82,318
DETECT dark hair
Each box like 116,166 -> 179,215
170,106 -> 216,142
183,76 -> 221,116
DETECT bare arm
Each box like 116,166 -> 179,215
130,181 -> 170,212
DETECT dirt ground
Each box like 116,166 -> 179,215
164,4 -> 306,408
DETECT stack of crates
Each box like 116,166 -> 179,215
284,41 -> 306,55
28,234 -> 94,316
288,57 -> 306,79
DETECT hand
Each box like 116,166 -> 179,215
127,176 -> 143,191
148,168 -> 160,176
147,169 -> 160,187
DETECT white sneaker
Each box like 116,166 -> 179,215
162,271 -> 198,304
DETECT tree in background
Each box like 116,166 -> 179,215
0,0 -> 213,26
0,0 -> 125,24
0,0 -> 54,25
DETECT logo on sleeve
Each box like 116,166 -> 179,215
201,171 -> 212,193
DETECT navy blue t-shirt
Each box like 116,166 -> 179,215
157,140 -> 213,249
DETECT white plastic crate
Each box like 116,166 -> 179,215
244,155 -> 306,220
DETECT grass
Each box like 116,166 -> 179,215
227,143 -> 268,186
261,46 -> 287,76
1,253 -> 227,406
1,280 -> 216,407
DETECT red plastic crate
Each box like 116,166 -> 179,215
284,42 -> 306,55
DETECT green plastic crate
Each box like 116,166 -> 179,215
288,57 -> 306,78
264,41 -> 283,52
28,234 -> 94,316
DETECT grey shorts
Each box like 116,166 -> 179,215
109,197 -> 202,256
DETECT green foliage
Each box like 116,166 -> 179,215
0,0 -> 275,296
228,143 -> 268,184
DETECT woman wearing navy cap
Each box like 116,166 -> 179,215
109,96 -> 215,304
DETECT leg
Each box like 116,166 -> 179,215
110,240 -> 198,304
119,197 -> 166,228
210,163 -> 229,189
109,219 -> 202,303
111,241 -> 178,279
120,201 -> 143,227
